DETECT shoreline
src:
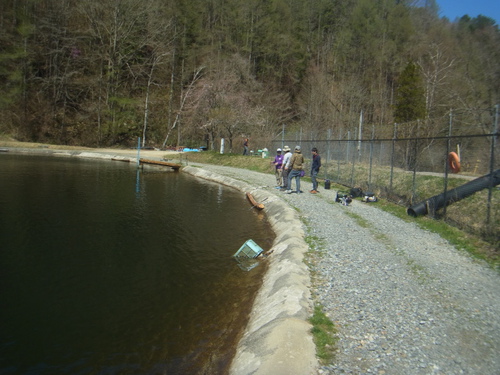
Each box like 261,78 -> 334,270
6,145 -> 498,374
182,166 -> 317,375
1,146 -> 318,374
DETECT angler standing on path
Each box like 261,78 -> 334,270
285,145 -> 304,194
280,146 -> 292,191
272,148 -> 284,188
310,147 -> 321,194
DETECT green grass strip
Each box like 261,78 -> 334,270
309,304 -> 338,363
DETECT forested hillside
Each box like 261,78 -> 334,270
0,0 -> 499,150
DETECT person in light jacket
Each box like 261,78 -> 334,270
280,146 -> 292,191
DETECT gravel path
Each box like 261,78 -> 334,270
194,163 -> 500,375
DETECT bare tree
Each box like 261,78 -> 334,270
161,66 -> 204,148
418,42 -> 455,122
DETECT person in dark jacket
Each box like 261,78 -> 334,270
310,147 -> 321,194
242,138 -> 249,155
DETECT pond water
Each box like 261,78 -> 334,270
0,153 -> 274,374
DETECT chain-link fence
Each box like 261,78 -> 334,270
268,110 -> 499,246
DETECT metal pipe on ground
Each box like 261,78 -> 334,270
407,169 -> 500,217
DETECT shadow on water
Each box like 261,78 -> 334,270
0,154 -> 275,375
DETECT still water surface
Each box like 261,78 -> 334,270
0,154 -> 274,374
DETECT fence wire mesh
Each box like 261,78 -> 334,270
269,113 -> 499,246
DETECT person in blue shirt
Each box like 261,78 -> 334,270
310,147 -> 321,194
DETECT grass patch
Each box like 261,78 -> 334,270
375,199 -> 500,271
343,210 -> 371,228
344,209 -> 392,245
304,232 -> 326,254
406,258 -> 429,282
309,305 -> 337,363
301,215 -> 338,362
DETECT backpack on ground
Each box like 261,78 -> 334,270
335,191 -> 352,206
350,187 -> 363,198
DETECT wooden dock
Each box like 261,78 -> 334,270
139,158 -> 182,170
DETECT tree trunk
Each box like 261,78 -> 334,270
162,66 -> 204,148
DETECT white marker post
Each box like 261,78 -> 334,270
137,137 -> 141,167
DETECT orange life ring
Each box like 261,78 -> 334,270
448,152 -> 461,173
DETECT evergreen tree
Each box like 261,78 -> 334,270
394,61 -> 426,123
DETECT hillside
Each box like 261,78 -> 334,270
0,0 -> 499,151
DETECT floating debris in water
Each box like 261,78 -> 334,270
233,239 -> 264,259
233,239 -> 264,271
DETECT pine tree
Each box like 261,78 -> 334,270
394,61 -> 426,123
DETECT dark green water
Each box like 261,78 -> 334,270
0,153 -> 274,375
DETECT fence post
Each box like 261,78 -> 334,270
358,110 -> 363,161
442,110 -> 453,218
325,128 -> 331,180
411,120 -> 420,204
137,137 -> 141,168
486,104 -> 499,228
349,131 -> 356,186
368,124 -> 374,191
337,129 -> 342,183
346,130 -> 351,164
390,123 -> 397,192
281,123 -> 285,149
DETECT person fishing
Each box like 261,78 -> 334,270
310,147 -> 321,194
272,148 -> 284,188
280,146 -> 292,191
285,145 -> 304,194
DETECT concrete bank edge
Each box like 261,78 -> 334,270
182,166 -> 318,375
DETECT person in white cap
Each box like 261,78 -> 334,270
272,148 -> 284,188
280,146 -> 292,191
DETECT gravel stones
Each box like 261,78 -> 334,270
192,164 -> 500,375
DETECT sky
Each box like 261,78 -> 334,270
437,0 -> 500,24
